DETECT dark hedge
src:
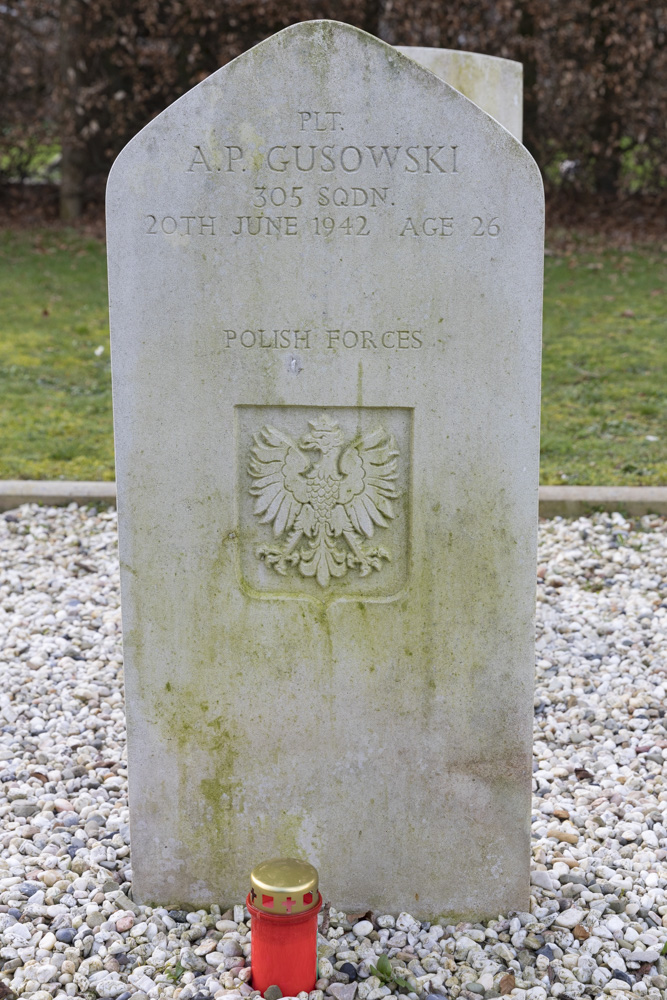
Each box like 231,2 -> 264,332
1,0 -> 665,213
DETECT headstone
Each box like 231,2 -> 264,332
107,20 -> 543,918
396,47 -> 523,141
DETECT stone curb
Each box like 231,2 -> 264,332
538,486 -> 667,518
1,481 -> 667,517
0,481 -> 117,512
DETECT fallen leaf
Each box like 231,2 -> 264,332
553,855 -> 578,868
499,972 -> 515,995
319,901 -> 331,934
74,560 -> 96,573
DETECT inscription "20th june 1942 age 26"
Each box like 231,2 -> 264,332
144,211 -> 501,239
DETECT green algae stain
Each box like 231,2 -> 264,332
155,680 -> 245,896
274,811 -> 306,859
199,724 -> 242,831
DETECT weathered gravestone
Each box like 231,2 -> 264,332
107,20 -> 543,918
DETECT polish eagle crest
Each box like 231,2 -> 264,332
248,414 -> 399,587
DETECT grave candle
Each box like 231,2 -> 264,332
247,858 -> 322,996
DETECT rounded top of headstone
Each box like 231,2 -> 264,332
250,858 -> 319,914
108,16 -> 541,202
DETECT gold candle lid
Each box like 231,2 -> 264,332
250,858 -> 319,915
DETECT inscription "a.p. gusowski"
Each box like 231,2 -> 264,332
187,142 -> 458,175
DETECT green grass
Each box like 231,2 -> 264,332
541,237 -> 667,485
0,227 -> 665,484
0,229 -> 112,480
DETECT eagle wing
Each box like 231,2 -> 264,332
337,426 -> 399,538
248,426 -> 310,537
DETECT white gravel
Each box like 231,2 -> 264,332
1,504 -> 667,1000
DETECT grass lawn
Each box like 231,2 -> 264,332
541,235 -> 667,485
0,227 -> 665,484
0,230 -> 112,480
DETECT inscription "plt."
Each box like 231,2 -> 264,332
298,111 -> 344,131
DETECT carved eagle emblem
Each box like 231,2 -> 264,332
248,414 -> 399,587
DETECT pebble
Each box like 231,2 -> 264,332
327,984 -> 357,1000
554,906 -> 586,928
1,506 -> 667,1000
352,920 -> 374,938
116,912 -> 134,932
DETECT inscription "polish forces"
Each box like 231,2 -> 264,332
221,328 -> 424,350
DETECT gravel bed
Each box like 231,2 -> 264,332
1,504 -> 667,1000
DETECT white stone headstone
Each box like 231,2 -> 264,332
395,47 -> 523,141
107,19 -> 543,919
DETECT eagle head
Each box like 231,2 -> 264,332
300,414 -> 344,455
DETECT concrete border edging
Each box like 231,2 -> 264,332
1,481 -> 667,518
0,481 -> 117,512
538,486 -> 667,518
